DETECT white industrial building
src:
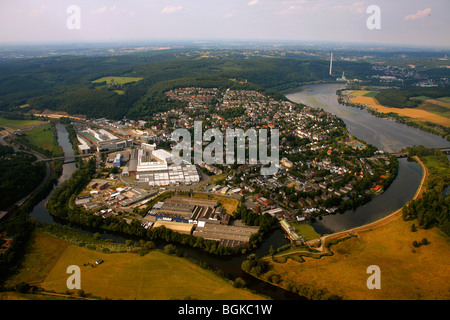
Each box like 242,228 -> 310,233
136,163 -> 200,186
77,128 -> 132,153
134,147 -> 200,186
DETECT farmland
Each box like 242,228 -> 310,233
9,232 -> 264,300
268,216 -> 450,300
0,117 -> 43,131
349,90 -> 450,128
15,123 -> 63,157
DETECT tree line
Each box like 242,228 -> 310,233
402,146 -> 450,236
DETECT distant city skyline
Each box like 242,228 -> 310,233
1,0 -> 449,48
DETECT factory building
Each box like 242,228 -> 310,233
147,196 -> 258,248
149,196 -> 221,223
132,148 -> 200,186
77,128 -> 132,153
119,189 -> 157,207
113,153 -> 122,167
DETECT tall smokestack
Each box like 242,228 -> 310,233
329,52 -> 333,75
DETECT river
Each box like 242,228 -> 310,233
29,84 -> 450,300
30,122 -> 299,299
286,83 -> 450,234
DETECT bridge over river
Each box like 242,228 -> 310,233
35,153 -> 98,164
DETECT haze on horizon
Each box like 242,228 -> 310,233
0,0 -> 449,48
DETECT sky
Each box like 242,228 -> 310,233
0,0 -> 449,47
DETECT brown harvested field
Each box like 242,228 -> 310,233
350,96 -> 450,127
269,217 -> 450,300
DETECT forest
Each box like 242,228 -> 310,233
0,153 -> 46,210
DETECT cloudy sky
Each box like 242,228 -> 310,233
0,0 -> 448,47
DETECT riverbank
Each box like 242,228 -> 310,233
310,155 -> 427,251
261,154 -> 450,300
337,88 -> 450,141
263,156 -> 426,258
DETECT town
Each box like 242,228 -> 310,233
64,86 -> 396,247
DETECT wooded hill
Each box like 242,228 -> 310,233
0,50 -> 375,120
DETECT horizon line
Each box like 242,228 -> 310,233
0,39 -> 449,51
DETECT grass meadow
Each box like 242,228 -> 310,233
0,117 -> 43,131
10,232 -> 264,300
17,123 -> 63,157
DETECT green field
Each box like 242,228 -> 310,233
16,123 -> 63,157
412,95 -> 431,102
417,102 -> 450,118
291,222 -> 321,241
17,232 -> 264,300
92,76 -> 143,85
0,117 -> 43,131
438,97 -> 450,103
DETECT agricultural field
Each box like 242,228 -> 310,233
0,117 -> 43,131
15,123 -> 63,157
349,90 -> 379,97
7,232 -> 70,287
268,216 -> 450,300
92,76 -> 143,85
18,232 -> 264,300
350,93 -> 450,127
415,98 -> 450,118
